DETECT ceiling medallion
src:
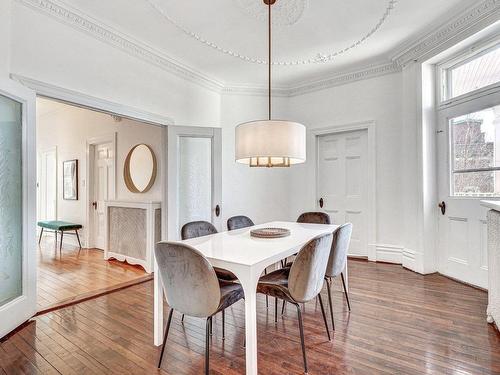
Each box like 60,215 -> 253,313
145,0 -> 398,65
236,0 -> 308,26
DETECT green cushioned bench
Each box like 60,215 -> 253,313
38,220 -> 83,255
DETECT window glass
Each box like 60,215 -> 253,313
451,105 -> 500,196
449,45 -> 500,99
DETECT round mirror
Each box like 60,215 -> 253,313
124,144 -> 157,193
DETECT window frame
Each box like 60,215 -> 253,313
437,35 -> 500,107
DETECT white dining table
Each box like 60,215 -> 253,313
153,220 -> 339,375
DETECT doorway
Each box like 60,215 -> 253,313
87,136 -> 116,250
313,122 -> 376,260
166,125 -> 223,239
35,97 -> 161,312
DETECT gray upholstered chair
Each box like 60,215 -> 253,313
257,233 -> 333,373
155,242 -> 244,375
227,215 -> 254,231
324,223 -> 352,331
297,211 -> 331,225
181,221 -> 237,281
280,211 -> 332,316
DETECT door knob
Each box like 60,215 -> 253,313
92,201 -> 97,210
438,201 -> 446,215
215,204 -> 221,217
319,198 -> 324,208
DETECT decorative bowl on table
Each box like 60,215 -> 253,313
250,227 -> 290,238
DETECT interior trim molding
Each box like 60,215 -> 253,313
376,244 -> 404,264
15,0 -> 225,92
393,0 -> 500,66
14,0 -> 500,97
287,62 -> 401,96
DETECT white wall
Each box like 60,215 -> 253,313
0,0 -> 12,79
37,101 -> 163,244
287,73 -> 405,257
220,93 -> 292,226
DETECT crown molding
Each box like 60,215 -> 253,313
14,0 -> 500,98
393,0 -> 500,66
286,62 -> 402,96
15,0 -> 225,92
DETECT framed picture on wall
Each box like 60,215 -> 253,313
63,159 -> 78,200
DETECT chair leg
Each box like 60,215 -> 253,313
38,228 -> 44,245
205,318 -> 211,375
317,294 -> 331,341
341,272 -> 351,311
157,308 -> 174,368
222,309 -> 225,340
209,316 -> 213,336
281,299 -> 286,315
326,278 -> 335,331
295,303 -> 308,374
181,314 -> 184,323
264,268 -> 268,308
275,297 -> 278,323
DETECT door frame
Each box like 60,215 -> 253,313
0,78 -> 37,339
37,146 -> 58,223
311,120 -> 377,261
85,133 -> 117,249
165,125 -> 223,240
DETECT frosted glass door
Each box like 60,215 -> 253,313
179,137 -> 212,228
166,126 -> 222,240
0,78 -> 36,340
0,94 -> 23,306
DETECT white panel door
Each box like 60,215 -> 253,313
91,142 -> 114,249
437,101 -> 500,289
317,130 -> 368,257
0,78 -> 37,339
38,148 -> 57,221
167,126 -> 222,240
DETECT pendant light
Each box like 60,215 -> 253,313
235,0 -> 306,168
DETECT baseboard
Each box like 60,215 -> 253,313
375,244 -> 404,264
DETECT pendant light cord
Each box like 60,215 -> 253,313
268,0 -> 271,121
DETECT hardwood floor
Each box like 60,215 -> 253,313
4,260 -> 500,374
37,236 -> 150,312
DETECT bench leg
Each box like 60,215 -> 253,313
75,229 -> 82,255
38,228 -> 44,245
59,231 -> 63,257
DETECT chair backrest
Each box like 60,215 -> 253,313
288,233 -> 333,303
181,221 -> 217,240
227,215 -> 254,231
297,212 -> 331,225
155,242 -> 221,318
325,223 -> 352,278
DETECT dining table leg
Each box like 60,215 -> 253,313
235,267 -> 260,375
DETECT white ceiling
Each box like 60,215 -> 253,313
61,0 -> 479,87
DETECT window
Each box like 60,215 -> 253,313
450,105 -> 500,196
443,43 -> 500,101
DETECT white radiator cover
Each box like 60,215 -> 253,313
104,201 -> 161,273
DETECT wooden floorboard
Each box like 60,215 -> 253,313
4,260 -> 499,374
37,236 -> 148,311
